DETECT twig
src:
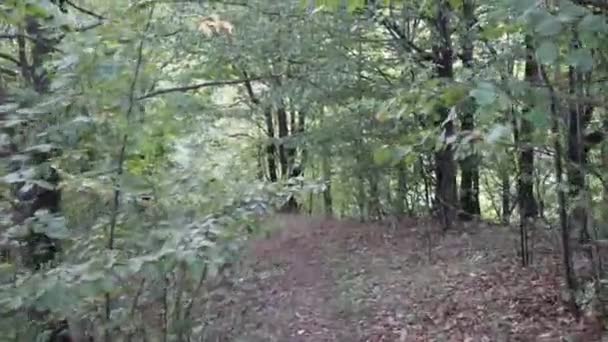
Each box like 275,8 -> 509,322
162,276 -> 169,342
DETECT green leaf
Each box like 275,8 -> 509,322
512,0 -> 537,12
536,41 -> 559,65
486,124 -> 510,144
373,146 -> 393,166
558,0 -> 588,22
526,109 -> 550,129
535,15 -> 563,36
578,14 -> 608,33
448,0 -> 463,10
481,24 -> 507,40
442,85 -> 469,106
567,49 -> 594,72
470,82 -> 496,106
24,3 -> 50,18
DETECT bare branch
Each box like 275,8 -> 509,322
137,76 -> 269,100
227,133 -> 255,139
0,52 -> 21,66
379,17 -> 433,61
65,0 -> 106,20
74,21 -> 104,32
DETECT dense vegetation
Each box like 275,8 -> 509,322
1,0 -> 607,340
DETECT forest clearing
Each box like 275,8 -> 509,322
2,0 -> 608,341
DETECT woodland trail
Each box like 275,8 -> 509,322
203,215 -> 602,341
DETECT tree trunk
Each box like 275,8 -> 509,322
241,72 -> 278,183
517,35 -> 539,266
396,163 -> 409,215
420,156 -> 432,213
602,119 -> 608,235
18,15 -> 62,270
433,0 -> 457,230
355,147 -> 367,221
501,172 -> 511,225
277,106 -> 289,178
256,145 -> 265,180
322,154 -> 333,217
519,36 -> 539,220
357,175 -> 367,222
458,0 -> 480,220
368,170 -> 382,220
566,36 -> 593,243
540,66 -> 579,316
286,109 -> 299,176
282,109 -> 305,212
264,108 -> 278,182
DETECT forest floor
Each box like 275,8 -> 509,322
203,215 -> 603,341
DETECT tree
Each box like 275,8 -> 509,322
458,0 -> 481,220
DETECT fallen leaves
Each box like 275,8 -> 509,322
199,215 -> 602,341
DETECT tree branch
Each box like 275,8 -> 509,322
0,34 -> 64,53
0,52 -> 21,66
65,0 -> 106,20
240,69 -> 261,105
0,34 -> 35,41
137,76 -> 269,100
0,66 -> 17,76
379,17 -> 433,61
74,21 -> 104,32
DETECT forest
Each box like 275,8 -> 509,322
1,0 -> 608,340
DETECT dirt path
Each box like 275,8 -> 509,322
204,215 -> 602,341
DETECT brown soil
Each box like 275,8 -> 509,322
202,215 -> 603,341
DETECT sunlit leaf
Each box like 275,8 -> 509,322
373,146 -> 393,166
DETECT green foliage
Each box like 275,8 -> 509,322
536,41 -> 559,65
470,82 -> 498,106
1,0 -> 608,338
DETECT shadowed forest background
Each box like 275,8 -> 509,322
1,0 -> 608,340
